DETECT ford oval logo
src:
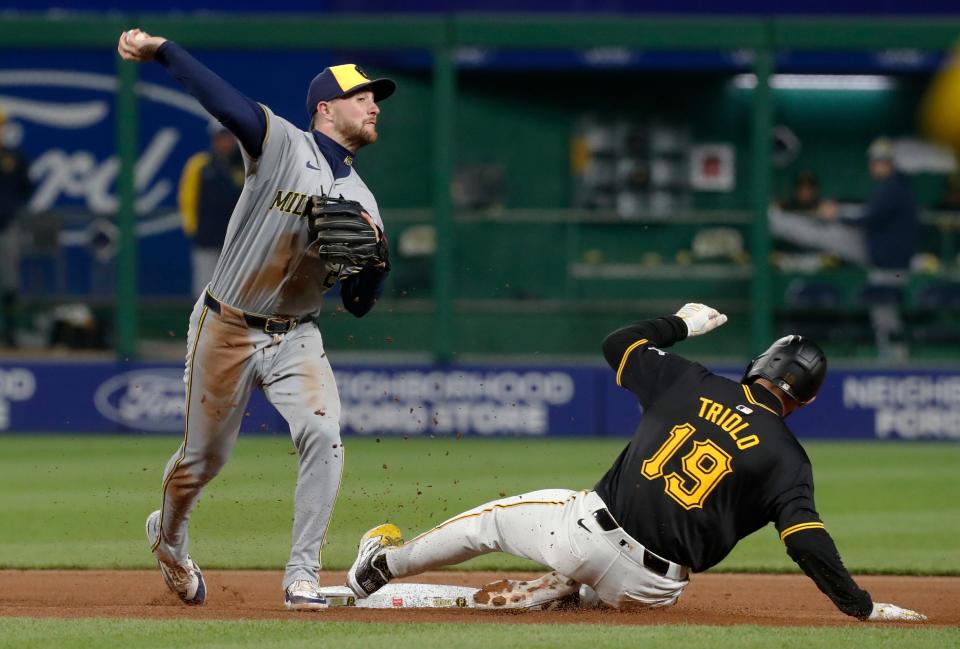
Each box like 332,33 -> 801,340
0,68 -> 208,217
94,369 -> 185,432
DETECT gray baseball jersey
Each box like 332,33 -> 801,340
152,103 -> 384,594
209,104 -> 384,316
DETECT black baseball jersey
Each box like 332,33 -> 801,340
594,316 -> 872,618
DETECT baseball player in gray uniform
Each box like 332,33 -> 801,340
118,28 -> 395,610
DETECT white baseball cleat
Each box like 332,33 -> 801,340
473,571 -> 580,610
145,510 -> 206,606
346,523 -> 403,598
284,580 -> 329,611
867,602 -> 927,622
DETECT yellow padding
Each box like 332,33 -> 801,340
921,46 -> 960,151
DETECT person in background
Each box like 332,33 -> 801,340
771,138 -> 918,270
779,169 -> 823,213
813,138 -> 918,270
178,121 -> 244,297
770,138 -> 919,358
0,109 -> 34,348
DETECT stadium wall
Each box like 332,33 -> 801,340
0,360 -> 956,440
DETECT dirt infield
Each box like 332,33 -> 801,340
0,570 -> 956,627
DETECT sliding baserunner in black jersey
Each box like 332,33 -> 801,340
344,304 -> 925,622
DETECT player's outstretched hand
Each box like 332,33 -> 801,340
117,28 -> 167,62
675,303 -> 728,337
866,602 -> 927,622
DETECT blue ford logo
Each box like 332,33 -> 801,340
94,369 -> 185,432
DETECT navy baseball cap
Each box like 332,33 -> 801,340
305,64 -> 396,117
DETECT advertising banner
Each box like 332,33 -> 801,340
0,360 -> 957,440
789,370 -> 960,441
335,366 -> 595,437
0,362 -> 283,434
2,48 -> 333,296
0,361 -> 595,437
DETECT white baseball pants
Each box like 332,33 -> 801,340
384,489 -> 689,608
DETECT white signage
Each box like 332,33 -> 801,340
337,370 -> 577,436
843,375 -> 960,440
0,368 -> 37,430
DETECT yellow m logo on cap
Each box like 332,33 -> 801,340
329,64 -> 370,93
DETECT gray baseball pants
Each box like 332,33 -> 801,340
152,292 -> 343,589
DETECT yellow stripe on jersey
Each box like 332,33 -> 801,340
779,521 -> 826,542
177,152 -> 209,236
615,339 -> 649,387
741,384 -> 779,416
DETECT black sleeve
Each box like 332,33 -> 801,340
785,528 -> 873,619
340,267 -> 388,318
769,460 -> 820,531
154,41 -> 267,158
601,315 -> 695,409
769,457 -> 872,619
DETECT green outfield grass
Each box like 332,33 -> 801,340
0,436 -> 957,574
0,618 -> 955,649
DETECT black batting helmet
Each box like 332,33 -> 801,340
742,335 -> 827,405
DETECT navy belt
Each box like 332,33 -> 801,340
204,292 -> 308,334
592,508 -> 672,578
